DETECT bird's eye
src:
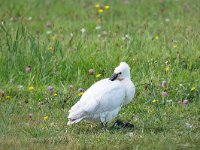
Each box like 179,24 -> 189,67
119,72 -> 122,75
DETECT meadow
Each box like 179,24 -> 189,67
0,0 -> 200,149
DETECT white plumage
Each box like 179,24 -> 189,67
67,62 -> 135,125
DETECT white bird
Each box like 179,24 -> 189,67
67,62 -> 135,126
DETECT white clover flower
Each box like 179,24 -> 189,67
81,28 -> 86,34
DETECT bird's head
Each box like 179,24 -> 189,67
109,62 -> 131,81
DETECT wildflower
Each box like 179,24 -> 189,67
47,85 -> 54,92
173,44 -> 177,48
155,35 -> 159,40
95,4 -> 100,8
78,88 -> 84,92
165,18 -> 170,22
28,16 -> 32,21
26,65 -> 31,73
162,91 -> 168,97
0,90 -> 5,97
54,93 -> 58,96
183,99 -> 189,105
152,99 -> 159,103
6,96 -> 11,99
28,113 -> 33,118
165,61 -> 169,65
48,46 -> 53,51
161,80 -> 167,88
80,28 -> 86,34
70,33 -> 73,37
69,84 -> 74,89
78,92 -> 84,96
51,35 -> 57,41
191,87 -> 196,92
185,122 -> 193,129
44,116 -> 49,121
122,34 -> 130,41
89,69 -> 94,75
165,66 -> 170,72
17,85 -> 24,90
102,30 -> 107,36
46,30 -> 52,35
98,9 -> 104,13
95,26 -> 101,30
104,5 -> 110,9
29,86 -> 34,91
96,74 -> 101,78
166,100 -> 172,103
9,78 -> 14,84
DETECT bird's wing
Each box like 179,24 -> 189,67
79,79 -> 126,114
68,79 -> 110,113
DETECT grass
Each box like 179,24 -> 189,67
0,0 -> 200,149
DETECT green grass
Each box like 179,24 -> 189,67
0,0 -> 200,149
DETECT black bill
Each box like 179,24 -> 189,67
109,73 -> 118,81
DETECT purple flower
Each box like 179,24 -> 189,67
183,99 -> 189,105
78,88 -> 84,92
162,91 -> 168,97
26,65 -> 31,73
161,80 -> 167,88
89,69 -> 94,75
28,113 -> 33,118
47,85 -> 54,92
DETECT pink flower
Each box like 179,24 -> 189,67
161,80 -> 167,88
47,85 -> 54,92
162,91 -> 168,97
183,99 -> 189,105
28,113 -> 33,118
26,65 -> 31,72
89,69 -> 94,75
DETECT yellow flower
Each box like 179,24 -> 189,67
98,9 -> 103,13
191,87 -> 196,92
152,99 -> 159,103
78,92 -> 84,96
165,66 -> 170,72
48,46 -> 53,51
104,5 -> 110,9
155,35 -> 159,40
29,86 -> 34,91
173,44 -> 177,48
54,93 -> 58,96
51,35 -> 57,41
96,74 -> 101,78
6,96 -> 11,99
95,4 -> 100,8
44,116 -> 49,121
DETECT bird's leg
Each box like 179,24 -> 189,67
112,119 -> 134,128
124,121 -> 134,128
100,122 -> 104,127
111,119 -> 124,128
100,122 -> 108,129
